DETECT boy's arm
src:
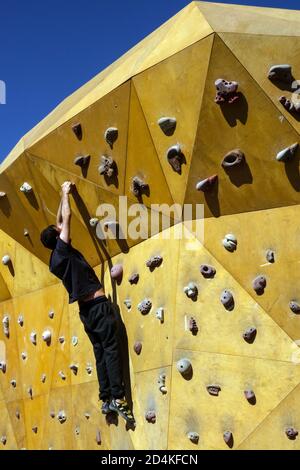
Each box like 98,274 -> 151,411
59,182 -> 73,243
56,199 -> 63,228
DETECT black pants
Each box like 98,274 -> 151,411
79,296 -> 125,401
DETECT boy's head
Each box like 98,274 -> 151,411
40,225 -> 60,250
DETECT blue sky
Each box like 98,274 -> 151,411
0,0 -> 297,162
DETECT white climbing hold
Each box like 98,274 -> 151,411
72,336 -> 78,346
222,233 -> 237,252
0,361 -> 6,373
84,412 -> 90,420
18,315 -> 24,327
86,363 -> 93,375
158,373 -> 167,394
10,379 -> 16,388
2,255 -> 11,266
156,307 -> 164,323
21,352 -> 27,360
276,143 -> 299,162
23,229 -> 29,237
42,330 -> 51,343
20,182 -> 32,193
59,371 -> 66,380
69,363 -> 78,375
30,332 -> 37,345
57,410 -> 67,424
41,374 -> 46,383
0,192 -> 6,198
2,315 -> 9,337
183,282 -> 198,299
48,310 -> 55,319
59,336 -> 65,344
89,217 -> 99,228
0,435 -> 7,445
124,299 -> 132,310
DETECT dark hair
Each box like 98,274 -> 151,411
40,225 -> 59,250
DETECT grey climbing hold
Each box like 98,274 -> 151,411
69,364 -> 78,375
215,79 -> 239,104
187,432 -> 199,444
2,315 -> 9,337
59,336 -> 65,344
188,317 -> 198,335
177,358 -> 192,375
124,299 -> 132,310
252,275 -> 267,294
222,234 -> 237,252
57,410 -> 67,424
10,379 -> 16,388
285,427 -> 298,440
131,176 -> 149,197
89,217 -> 99,228
157,117 -> 176,136
222,149 -> 245,168
23,229 -> 29,237
134,341 -> 142,355
183,282 -> 198,300
21,352 -> 27,361
243,327 -> 257,343
20,182 -> 32,193
0,361 -> 6,373
72,123 -> 82,140
48,310 -> 55,319
129,273 -> 139,285
74,155 -> 90,168
32,426 -> 38,434
268,64 -> 293,84
41,374 -> 46,383
158,373 -> 167,394
2,255 -> 11,266
0,436 -> 7,446
223,431 -> 234,447
42,329 -> 51,344
220,290 -> 234,311
276,143 -> 298,162
206,385 -> 221,396
104,127 -> 118,148
200,264 -> 216,279
96,429 -> 101,445
59,371 -> 66,380
86,363 -> 93,375
110,264 -> 123,282
18,315 -> 24,327
138,299 -> 152,315
98,155 -> 115,177
146,255 -> 163,270
244,389 -> 256,404
30,332 -> 37,345
289,301 -> 300,314
156,307 -> 164,323
266,249 -> 275,263
145,410 -> 156,424
72,336 -> 78,347
166,144 -> 184,173
196,175 -> 218,192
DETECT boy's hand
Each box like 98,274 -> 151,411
61,181 -> 74,194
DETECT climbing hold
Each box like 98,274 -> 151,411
129,273 -> 139,285
57,410 -> 67,424
289,301 -> 300,314
131,176 -> 149,197
50,411 -> 55,419
176,358 -> 192,375
75,426 -> 80,436
138,298 -> 152,315
72,336 -> 78,346
220,290 -> 234,311
74,155 -> 90,168
32,426 -> 38,434
27,387 -> 33,399
86,363 -> 93,375
89,217 -> 99,228
187,432 -> 199,445
72,123 -> 82,140
2,255 -> 11,266
206,385 -> 221,396
15,410 -> 20,419
69,364 -> 78,375
124,299 -> 132,310
166,144 -> 184,173
156,307 -> 164,323
276,143 -> 298,162
104,127 -> 118,148
243,327 -> 257,344
215,78 -> 239,104
0,436 -> 7,446
98,155 -> 115,177
285,427 -> 298,440
244,389 -> 256,405
222,234 -> 237,252
84,413 -> 90,420
23,229 -> 29,238
223,431 -> 234,448
30,332 -> 37,346
268,64 -> 293,84
96,429 -> 101,446
18,315 -> 24,327
188,317 -> 198,335
10,379 -> 16,388
266,249 -> 275,263
42,330 -> 51,344
110,264 -> 123,282
200,264 -> 216,279
157,117 -> 177,136
196,175 -> 218,192
41,374 -> 46,383
183,282 -> 198,300
252,275 -> 267,294
2,315 -> 9,337
145,411 -> 156,424
0,361 -> 6,373
134,341 -> 142,355
59,336 -> 65,344
59,371 -> 66,380
20,182 -> 32,193
158,373 -> 167,394
21,352 -> 27,361
48,310 -> 54,319
146,255 -> 163,270
222,149 -> 245,169
0,192 -> 6,198
279,95 -> 300,113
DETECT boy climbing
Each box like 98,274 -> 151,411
40,181 -> 134,424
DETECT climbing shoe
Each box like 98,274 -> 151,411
101,399 -> 111,415
109,398 -> 135,423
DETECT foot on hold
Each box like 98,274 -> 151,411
109,398 -> 135,424
101,399 -> 111,415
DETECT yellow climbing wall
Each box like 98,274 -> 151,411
1,1 -> 300,450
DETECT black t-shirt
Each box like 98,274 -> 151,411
49,238 -> 102,304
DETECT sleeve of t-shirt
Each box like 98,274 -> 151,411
55,237 -> 72,254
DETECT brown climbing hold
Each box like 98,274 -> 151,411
285,427 -> 298,440
166,144 -> 184,173
98,155 -> 115,177
110,264 -> 123,282
32,426 -> 38,434
50,411 -> 55,419
220,290 -> 234,311
223,431 -> 234,448
104,127 -> 118,148
222,149 -> 244,169
244,389 -> 256,405
69,364 -> 78,375
252,275 -> 267,294
129,273 -> 139,285
243,327 -> 257,344
145,410 -> 156,424
134,341 -> 142,355
72,123 -> 82,140
188,317 -> 198,336
138,299 -> 152,315
206,385 -> 221,396
268,64 -> 293,84
289,301 -> 300,314
96,429 -> 101,445
74,155 -> 90,168
131,176 -> 149,197
200,264 -> 216,278
196,175 -> 218,192
146,255 -> 163,270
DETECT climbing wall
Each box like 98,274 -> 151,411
1,1 -> 300,450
